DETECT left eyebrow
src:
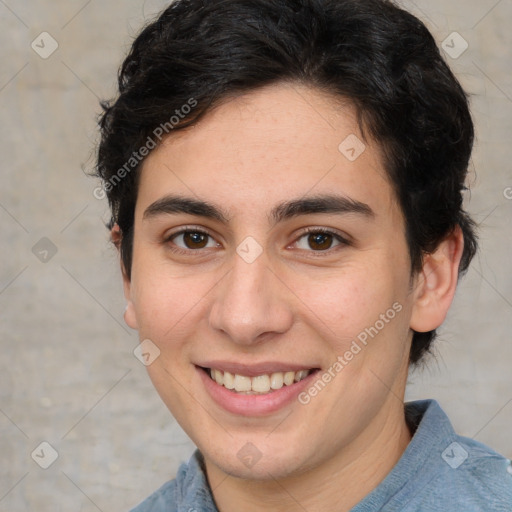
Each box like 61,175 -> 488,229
269,194 -> 375,226
142,193 -> 374,225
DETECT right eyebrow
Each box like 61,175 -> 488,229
143,195 -> 231,224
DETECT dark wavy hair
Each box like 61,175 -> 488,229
95,0 -> 477,365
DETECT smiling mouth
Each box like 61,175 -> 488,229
202,367 -> 318,394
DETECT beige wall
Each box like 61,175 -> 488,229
0,1 -> 511,510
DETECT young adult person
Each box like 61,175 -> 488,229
94,1 -> 512,510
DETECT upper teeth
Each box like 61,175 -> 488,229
210,369 -> 311,394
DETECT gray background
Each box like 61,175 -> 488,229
0,0 -> 511,510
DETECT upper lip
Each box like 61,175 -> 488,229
196,361 -> 319,377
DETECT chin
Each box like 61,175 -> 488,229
200,436 -> 316,481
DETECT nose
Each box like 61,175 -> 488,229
208,248 -> 294,346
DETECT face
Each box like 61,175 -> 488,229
123,83 -> 418,480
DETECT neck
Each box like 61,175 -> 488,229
205,398 -> 412,512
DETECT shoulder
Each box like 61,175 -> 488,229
129,479 -> 177,512
128,450 -> 218,512
403,400 -> 512,511
429,434 -> 512,511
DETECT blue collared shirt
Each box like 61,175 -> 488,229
130,399 -> 512,511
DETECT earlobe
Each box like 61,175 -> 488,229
122,269 -> 139,330
121,261 -> 139,330
124,300 -> 138,330
111,223 -> 122,250
111,223 -> 139,330
410,227 -> 464,333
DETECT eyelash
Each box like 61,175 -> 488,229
164,226 -> 350,257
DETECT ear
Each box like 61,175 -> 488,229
410,226 -> 464,333
111,224 -> 138,330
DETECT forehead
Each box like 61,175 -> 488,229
136,83 -> 396,223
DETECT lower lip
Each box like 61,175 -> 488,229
197,367 -> 318,416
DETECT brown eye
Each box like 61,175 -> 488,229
307,232 -> 334,251
294,229 -> 348,253
182,231 -> 209,249
169,230 -> 217,251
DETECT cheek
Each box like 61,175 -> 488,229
292,264 -> 402,344
129,256 -> 210,343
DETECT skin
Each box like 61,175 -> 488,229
118,83 -> 464,511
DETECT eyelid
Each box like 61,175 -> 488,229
164,225 -> 211,239
294,226 -> 351,241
